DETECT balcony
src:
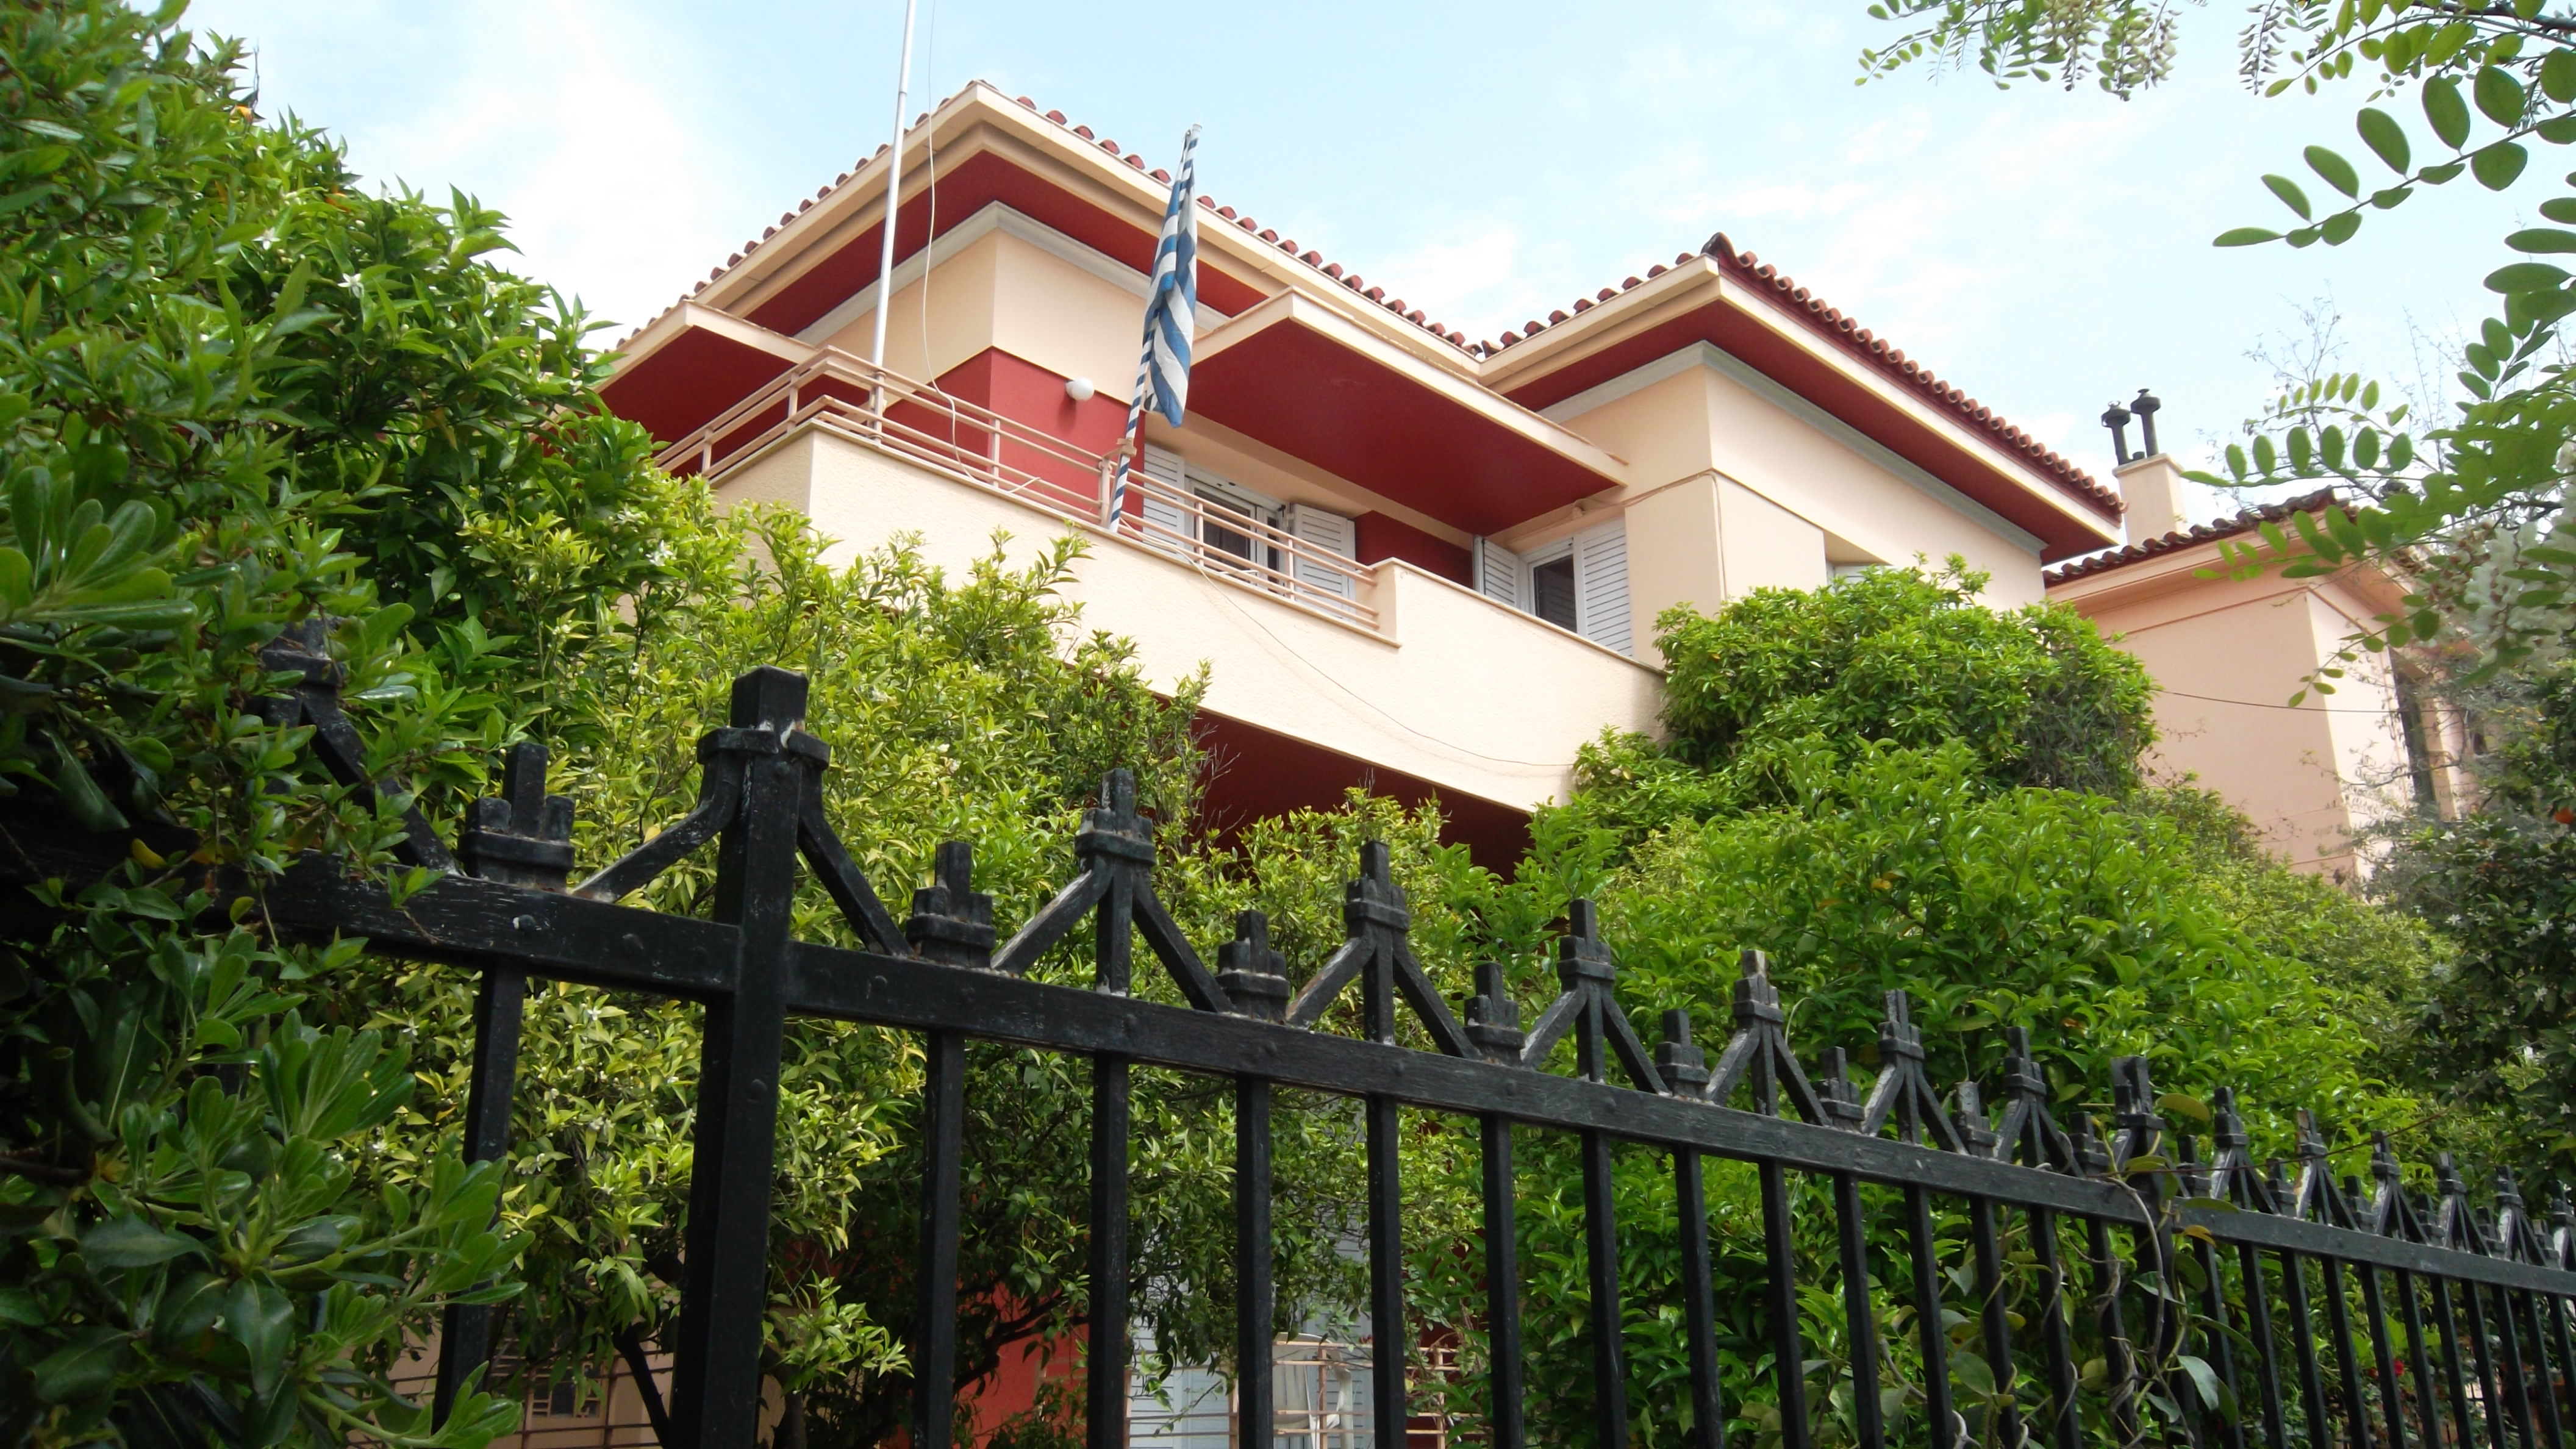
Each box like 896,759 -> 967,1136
658,351 -> 1377,630
653,350 -> 1662,818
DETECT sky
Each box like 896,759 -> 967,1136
184,0 -> 2543,522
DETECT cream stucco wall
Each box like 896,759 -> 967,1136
1539,348 -> 2047,664
729,213 -> 2059,682
2053,556 -> 2414,876
717,428 -> 1662,811
1620,476 -> 1724,660
809,213 -> 1200,396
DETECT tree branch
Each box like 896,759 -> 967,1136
614,1328 -> 677,1448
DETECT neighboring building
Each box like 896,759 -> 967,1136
601,80 -> 2124,865
2046,453 -> 2470,876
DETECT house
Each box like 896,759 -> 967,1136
2045,449 -> 2471,876
598,81 -> 2125,868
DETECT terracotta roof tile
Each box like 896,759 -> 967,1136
2045,488 -> 2338,584
1701,234 -> 2117,513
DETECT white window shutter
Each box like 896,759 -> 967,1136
1136,444 -> 1190,554
1284,504 -> 1358,598
1473,537 -> 1525,610
1573,518 -> 1631,655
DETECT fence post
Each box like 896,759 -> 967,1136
432,741 -> 573,1424
665,667 -> 814,1449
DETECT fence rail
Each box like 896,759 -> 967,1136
652,351 -> 1380,629
41,629 -> 2574,1449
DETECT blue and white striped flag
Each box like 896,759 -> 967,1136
1112,124 -> 1200,520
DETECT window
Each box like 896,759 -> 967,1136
1193,483 -> 1268,567
1134,445 -> 1360,603
1529,554 -> 1577,628
1472,518 -> 1631,654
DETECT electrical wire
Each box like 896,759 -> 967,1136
2158,686 -> 2400,714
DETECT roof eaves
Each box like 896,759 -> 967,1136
640,83 -> 1486,360
1476,232 -> 2120,521
2043,487 -> 2340,584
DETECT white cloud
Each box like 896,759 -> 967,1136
198,0 -> 759,335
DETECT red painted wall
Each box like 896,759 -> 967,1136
1195,711 -> 1531,870
934,349 -> 1132,515
1353,512 -> 1471,585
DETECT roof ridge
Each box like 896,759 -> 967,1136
2044,486 -> 2340,584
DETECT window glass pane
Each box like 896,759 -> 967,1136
1530,555 -> 1577,628
1195,487 -> 1261,564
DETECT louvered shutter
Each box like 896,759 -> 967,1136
1473,537 -> 1525,610
1136,444 -> 1191,555
1573,518 -> 1632,656
1284,504 -> 1358,598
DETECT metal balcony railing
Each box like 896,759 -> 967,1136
651,352 -> 1379,631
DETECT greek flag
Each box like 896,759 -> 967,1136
1113,124 -> 1200,520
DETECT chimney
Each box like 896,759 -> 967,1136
2106,387 -> 2189,543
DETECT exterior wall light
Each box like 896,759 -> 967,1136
1064,376 -> 1096,402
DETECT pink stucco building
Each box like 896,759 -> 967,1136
2048,456 -> 2472,876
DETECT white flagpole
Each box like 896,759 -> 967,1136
867,0 -> 920,410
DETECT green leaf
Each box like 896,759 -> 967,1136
2158,1092 -> 2215,1123
2358,109 -> 2411,173
51,745 -> 126,832
2322,212 -> 2363,245
2425,76 -> 2473,148
32,1326 -> 128,1403
2546,48 -> 2576,103
2539,115 -> 2576,145
81,1215 -> 199,1268
2477,66 -> 2529,127
2542,198 -> 2576,223
226,1279 -> 294,1398
2305,146 -> 2361,197
2214,227 -> 2283,247
2420,160 -> 2467,184
2263,174 -> 2314,219
2475,141 -> 2531,190
2486,261 -> 2570,293
2178,1354 -> 2225,1413
2509,228 -> 2576,253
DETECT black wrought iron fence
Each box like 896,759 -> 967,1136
62,642 -> 2576,1449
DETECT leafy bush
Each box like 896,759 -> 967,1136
0,4 -> 701,1442
2376,660 -> 2576,1182
1650,561 -> 2156,799
1394,574 -> 2440,1449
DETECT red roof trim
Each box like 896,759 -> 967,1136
1491,237 -> 2116,521
631,83 -> 1489,359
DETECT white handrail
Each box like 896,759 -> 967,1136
653,352 -> 1381,630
